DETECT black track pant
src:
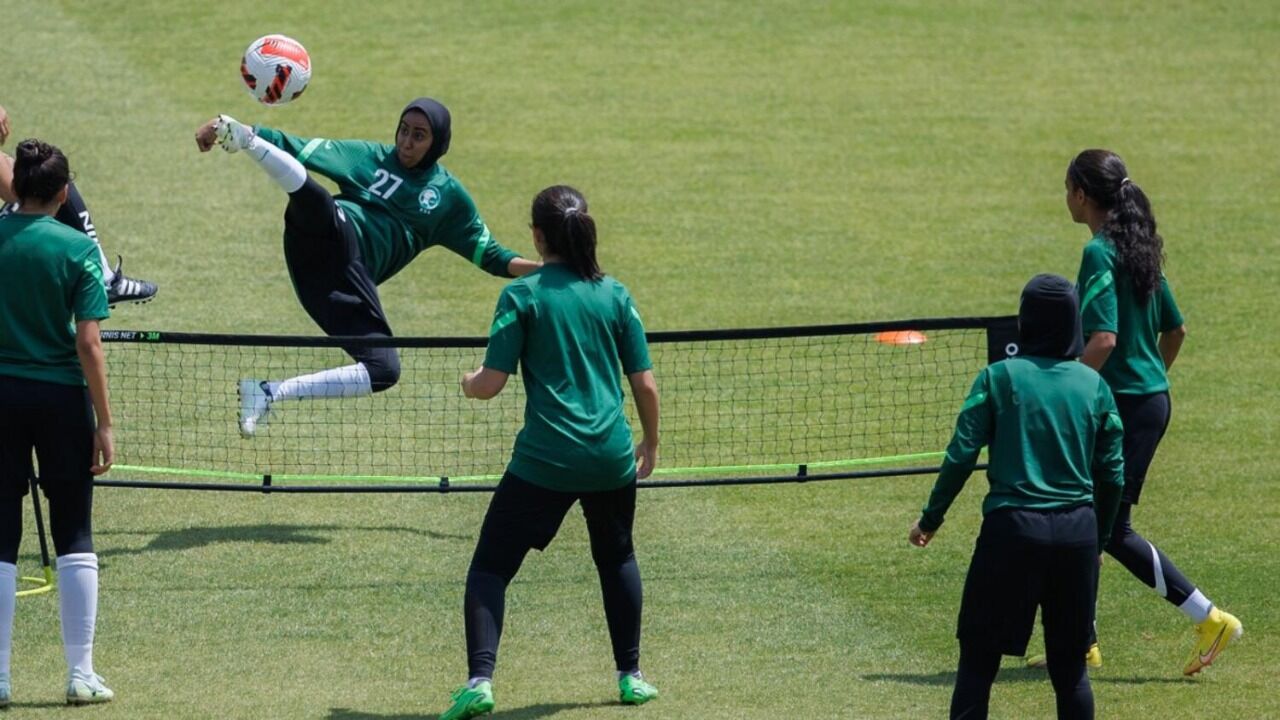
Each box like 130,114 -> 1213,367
54,182 -> 99,243
282,178 -> 399,391
951,507 -> 1096,720
464,472 -> 643,679
0,376 -> 96,563
1089,392 -> 1197,643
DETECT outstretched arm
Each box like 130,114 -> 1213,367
0,150 -> 14,204
0,105 -> 15,204
508,257 -> 542,277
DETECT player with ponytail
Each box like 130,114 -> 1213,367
1064,149 -> 1241,675
447,185 -> 660,719
0,139 -> 116,705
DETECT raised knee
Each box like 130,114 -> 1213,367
367,351 -> 401,393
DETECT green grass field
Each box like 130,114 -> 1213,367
3,1 -> 1279,717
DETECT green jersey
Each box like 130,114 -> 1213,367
1077,233 -> 1185,395
0,213 -> 109,386
255,127 -> 520,285
919,356 -> 1126,544
483,264 -> 652,492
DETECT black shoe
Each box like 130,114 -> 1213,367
106,256 -> 158,307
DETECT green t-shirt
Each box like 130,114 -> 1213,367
0,213 -> 110,386
255,127 -> 520,285
483,264 -> 652,492
919,356 -> 1126,544
1077,234 -> 1185,395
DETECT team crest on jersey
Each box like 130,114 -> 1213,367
418,187 -> 441,214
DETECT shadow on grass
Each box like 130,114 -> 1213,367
96,522 -> 469,558
328,701 -> 614,719
864,667 -> 1190,686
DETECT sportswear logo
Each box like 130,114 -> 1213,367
1200,627 -> 1226,663
419,187 -> 441,214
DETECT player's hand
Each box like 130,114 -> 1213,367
908,520 -> 934,547
634,437 -> 657,480
195,118 -> 219,152
0,105 -> 10,145
91,425 -> 114,475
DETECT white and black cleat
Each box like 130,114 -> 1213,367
106,256 -> 158,307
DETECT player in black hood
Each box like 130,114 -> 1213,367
911,273 -> 1125,720
1019,273 -> 1085,360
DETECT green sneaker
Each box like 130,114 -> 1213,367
619,672 -> 658,705
440,680 -> 495,720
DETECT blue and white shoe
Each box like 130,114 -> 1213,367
0,671 -> 11,708
238,379 -> 274,437
66,672 -> 114,705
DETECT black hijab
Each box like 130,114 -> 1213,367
1018,273 -> 1085,360
399,97 -> 451,169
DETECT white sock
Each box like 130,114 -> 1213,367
0,562 -> 15,677
57,553 -> 99,679
244,136 -> 307,194
96,244 -> 115,285
269,363 -> 372,403
467,676 -> 491,689
1178,589 -> 1213,624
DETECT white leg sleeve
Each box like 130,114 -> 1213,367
245,136 -> 307,194
270,363 -> 373,403
96,245 -> 115,285
57,553 -> 99,679
0,562 -> 15,676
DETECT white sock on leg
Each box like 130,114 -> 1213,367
95,245 -> 115,285
0,562 -> 16,677
57,554 -> 99,679
244,137 -> 307,194
1178,589 -> 1213,624
270,363 -> 373,403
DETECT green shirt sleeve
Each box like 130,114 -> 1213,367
253,127 -> 380,185
434,186 -> 520,278
617,288 -> 652,375
1157,275 -> 1184,332
919,369 -> 993,532
482,286 -> 523,374
1078,241 -> 1118,335
72,248 -> 109,322
1091,379 -> 1126,545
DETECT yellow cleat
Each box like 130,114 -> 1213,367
1025,643 -> 1102,669
1085,643 -> 1103,668
1184,608 -> 1242,676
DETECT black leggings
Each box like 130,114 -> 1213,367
464,472 -> 643,679
0,376 -> 96,563
54,182 -> 100,243
282,178 -> 399,391
952,642 -> 1092,720
1093,393 -> 1196,634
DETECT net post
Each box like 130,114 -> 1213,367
797,464 -> 808,481
262,474 -> 273,494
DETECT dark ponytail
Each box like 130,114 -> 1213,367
1067,149 -> 1164,299
12,139 -> 71,205
531,185 -> 602,281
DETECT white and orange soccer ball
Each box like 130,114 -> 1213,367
240,34 -> 311,106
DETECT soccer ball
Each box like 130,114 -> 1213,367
240,34 -> 311,105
